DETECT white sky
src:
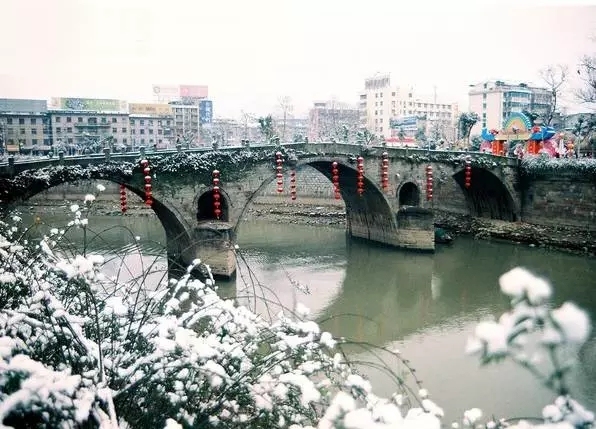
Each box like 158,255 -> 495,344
0,0 -> 595,118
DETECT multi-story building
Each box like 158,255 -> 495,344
308,101 -> 360,142
48,98 -> 129,153
0,98 -> 51,154
170,102 -> 201,147
358,74 -> 459,141
468,80 -> 554,135
129,103 -> 175,149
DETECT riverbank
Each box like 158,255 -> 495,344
243,198 -> 596,257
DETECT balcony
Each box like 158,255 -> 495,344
74,122 -> 110,128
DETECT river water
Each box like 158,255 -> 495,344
17,208 -> 596,424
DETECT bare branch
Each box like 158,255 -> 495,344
539,64 -> 568,125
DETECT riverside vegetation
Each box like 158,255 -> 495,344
0,185 -> 593,429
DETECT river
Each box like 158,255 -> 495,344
16,208 -> 596,425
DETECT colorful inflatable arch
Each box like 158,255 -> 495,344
481,112 -> 557,157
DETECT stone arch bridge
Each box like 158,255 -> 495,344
0,143 -> 521,275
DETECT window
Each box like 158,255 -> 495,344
66,117 -> 72,122
78,117 -> 83,123
56,127 -> 62,133
123,138 -> 127,144
32,139 -> 38,145
380,101 -> 383,106
101,117 -> 107,123
158,139 -> 162,144
31,129 -> 37,135
55,117 -> 60,123
140,129 -> 145,134
20,129 -> 25,134
148,120 -> 153,126
19,118 -> 25,124
30,118 -> 37,125
112,128 -> 117,133
68,138 -> 73,143
112,118 -> 117,123
122,127 -> 127,133
141,139 -> 145,144
140,120 -> 145,126
166,120 -> 171,126
157,129 -> 162,135
67,127 -> 72,133
379,127 -> 383,132
392,92 -> 396,96
149,139 -> 154,144
44,139 -> 49,145
88,117 -> 97,124
148,129 -> 154,134
482,103 -> 487,109
131,130 -> 136,135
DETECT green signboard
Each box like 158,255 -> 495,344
53,98 -> 126,112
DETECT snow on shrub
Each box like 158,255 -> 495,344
0,191 -> 593,429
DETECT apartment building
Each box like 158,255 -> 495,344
129,103 -> 175,149
170,103 -> 201,147
468,80 -> 553,135
358,74 -> 459,140
308,101 -> 360,141
0,98 -> 51,154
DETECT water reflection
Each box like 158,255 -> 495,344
12,211 -> 596,423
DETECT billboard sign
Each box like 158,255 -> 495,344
199,100 -> 213,124
180,85 -> 208,99
50,97 -> 127,112
152,84 -> 179,102
0,98 -> 47,113
129,103 -> 173,116
389,116 -> 418,132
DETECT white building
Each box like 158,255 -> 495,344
358,74 -> 459,141
468,80 -> 553,135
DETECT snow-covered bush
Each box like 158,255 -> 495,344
0,189 -> 593,429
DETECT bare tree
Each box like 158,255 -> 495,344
540,64 -> 568,125
278,96 -> 293,142
576,54 -> 596,106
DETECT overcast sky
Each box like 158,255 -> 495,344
0,0 -> 594,119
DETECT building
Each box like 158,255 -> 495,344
468,80 -> 553,135
48,98 -> 129,153
308,101 -> 360,142
0,98 -> 51,154
129,103 -> 175,149
152,84 -> 208,104
358,74 -> 459,141
170,102 -> 201,147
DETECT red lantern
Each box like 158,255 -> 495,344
380,152 -> 389,191
290,169 -> 297,201
425,165 -> 434,201
119,184 -> 127,214
331,161 -> 341,200
140,160 -> 153,206
464,158 -> 472,189
357,156 -> 365,196
212,170 -> 222,219
275,152 -> 284,193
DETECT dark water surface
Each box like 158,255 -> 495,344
18,211 -> 596,424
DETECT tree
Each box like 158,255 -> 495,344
576,52 -> 596,105
572,113 -> 596,155
278,96 -> 293,142
356,128 -> 375,146
457,112 -> 479,148
415,128 -> 426,143
540,64 -> 568,125
397,127 -> 406,141
470,134 -> 483,151
257,115 -> 277,143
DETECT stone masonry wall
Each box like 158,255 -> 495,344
521,175 -> 596,231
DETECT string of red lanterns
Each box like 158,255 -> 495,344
290,169 -> 297,201
464,157 -> 472,189
119,184 -> 127,213
275,152 -> 284,194
212,170 -> 221,219
426,165 -> 433,201
356,156 -> 365,196
140,159 -> 153,206
331,161 -> 341,200
380,152 -> 389,191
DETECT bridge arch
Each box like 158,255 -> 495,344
233,158 -> 398,242
397,182 -> 421,207
195,187 -> 231,222
452,167 -> 518,221
0,170 -> 195,276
